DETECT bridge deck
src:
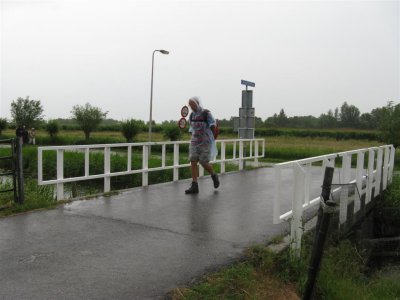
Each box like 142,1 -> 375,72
0,167 -> 325,299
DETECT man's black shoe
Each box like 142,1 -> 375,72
185,181 -> 199,194
211,174 -> 220,188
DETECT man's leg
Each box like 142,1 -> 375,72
186,160 -> 199,194
200,162 -> 214,175
200,162 -> 220,189
191,160 -> 199,182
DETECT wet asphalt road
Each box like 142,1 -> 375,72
0,167 -> 329,299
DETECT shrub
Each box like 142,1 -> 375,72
121,119 -> 144,142
45,120 -> 59,139
71,103 -> 108,141
163,125 -> 182,141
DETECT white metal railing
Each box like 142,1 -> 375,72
273,145 -> 396,256
38,139 -> 265,200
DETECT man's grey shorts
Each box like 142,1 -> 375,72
189,145 -> 210,163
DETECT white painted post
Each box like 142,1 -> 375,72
339,154 -> 351,224
291,163 -> 305,258
249,141 -> 253,158
366,149 -> 375,203
38,148 -> 43,184
104,147 -> 111,193
355,151 -> 364,213
56,149 -> 64,200
221,141 -> 226,174
254,140 -> 259,167
304,163 -> 311,206
127,146 -> 132,172
161,144 -> 166,168
239,140 -> 244,170
142,145 -> 148,186
376,147 -> 383,195
321,157 -> 335,185
173,144 -> 179,181
321,157 -> 328,182
388,146 -> 395,183
85,148 -> 90,176
262,139 -> 265,158
273,166 -> 282,224
382,146 -> 390,190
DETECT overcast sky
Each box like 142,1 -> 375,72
1,0 -> 399,122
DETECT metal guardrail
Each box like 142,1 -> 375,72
0,139 -> 17,198
273,145 -> 396,254
38,139 -> 265,200
0,138 -> 24,203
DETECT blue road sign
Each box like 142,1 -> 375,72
241,80 -> 255,87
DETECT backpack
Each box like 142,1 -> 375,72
189,109 -> 220,139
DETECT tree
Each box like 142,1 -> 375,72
0,118 -> 7,136
339,101 -> 360,128
10,96 -> 44,128
379,101 -> 400,148
163,125 -> 182,141
121,119 -> 144,142
45,120 -> 59,139
359,113 -> 374,129
271,109 -> 288,127
334,107 -> 340,121
287,115 -> 319,128
370,107 -> 386,128
71,103 -> 107,141
319,109 -> 337,128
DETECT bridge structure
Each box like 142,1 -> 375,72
273,144 -> 396,256
0,140 -> 395,299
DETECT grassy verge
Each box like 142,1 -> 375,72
170,245 -> 303,300
315,238 -> 400,300
0,179 -> 59,217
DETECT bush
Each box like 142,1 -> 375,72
71,102 -> 108,141
121,119 -> 144,142
45,120 -> 59,139
163,125 -> 182,141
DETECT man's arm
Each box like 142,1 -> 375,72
210,125 -> 217,139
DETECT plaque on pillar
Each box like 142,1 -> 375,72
247,108 -> 255,117
246,117 -> 255,128
239,128 -> 254,139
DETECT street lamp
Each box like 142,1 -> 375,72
149,49 -> 169,142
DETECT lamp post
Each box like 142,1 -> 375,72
149,49 -> 169,142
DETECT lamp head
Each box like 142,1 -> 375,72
159,49 -> 169,55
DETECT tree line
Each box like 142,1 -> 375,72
0,97 -> 182,142
215,101 -> 390,130
265,102 -> 386,130
0,96 -> 399,147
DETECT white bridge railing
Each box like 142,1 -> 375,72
38,139 -> 265,200
273,144 -> 396,255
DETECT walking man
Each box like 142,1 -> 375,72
185,96 -> 220,194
